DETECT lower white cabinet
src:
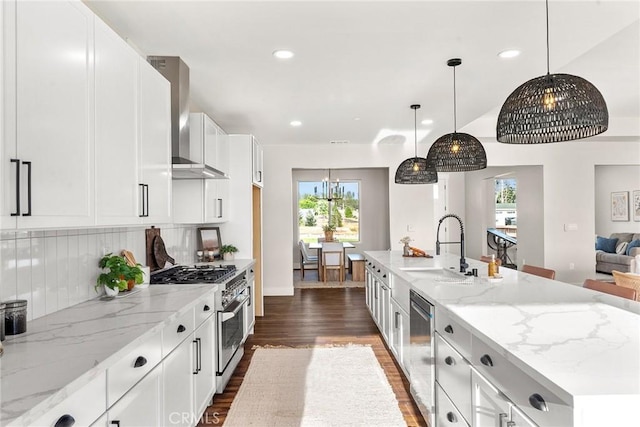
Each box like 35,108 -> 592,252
163,338 -> 194,427
389,298 -> 410,376
193,317 -> 216,418
108,365 -> 163,427
436,382 -> 470,427
435,333 -> 471,424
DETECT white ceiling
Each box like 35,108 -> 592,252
85,0 -> 640,146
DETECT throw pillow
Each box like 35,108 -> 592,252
596,236 -> 618,253
616,241 -> 629,255
626,239 -> 640,256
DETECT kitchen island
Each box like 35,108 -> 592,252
365,250 -> 640,427
0,259 -> 254,427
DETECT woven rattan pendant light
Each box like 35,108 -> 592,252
496,0 -> 608,143
426,58 -> 487,172
395,104 -> 438,184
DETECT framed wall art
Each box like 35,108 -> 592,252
633,190 -> 640,222
611,191 -> 629,222
198,227 -> 222,259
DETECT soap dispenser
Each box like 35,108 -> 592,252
488,254 -> 497,277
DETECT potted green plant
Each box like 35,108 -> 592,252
220,244 -> 239,261
322,223 -> 336,241
96,253 -> 144,297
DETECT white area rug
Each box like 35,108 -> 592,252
224,346 -> 406,426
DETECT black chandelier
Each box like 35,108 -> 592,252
496,0 -> 608,144
426,58 -> 487,172
395,104 -> 437,184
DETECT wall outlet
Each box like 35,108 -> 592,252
569,262 -> 575,270
564,223 -> 578,232
407,224 -> 414,232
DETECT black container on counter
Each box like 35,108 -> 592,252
4,300 -> 27,335
0,302 -> 5,341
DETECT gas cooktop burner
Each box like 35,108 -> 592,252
151,264 -> 237,285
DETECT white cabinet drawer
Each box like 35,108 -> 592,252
472,336 -> 572,427
30,371 -> 106,427
436,307 -> 472,359
162,307 -> 195,357
436,382 -> 471,427
390,274 -> 410,312
107,329 -> 162,407
435,333 -> 472,424
194,291 -> 215,327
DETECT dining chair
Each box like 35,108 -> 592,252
322,242 -> 345,283
611,270 -> 640,302
521,264 -> 556,280
298,240 -> 318,280
583,278 -> 637,301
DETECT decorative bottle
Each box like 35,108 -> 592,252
488,254 -> 497,277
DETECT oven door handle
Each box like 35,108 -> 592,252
219,295 -> 249,321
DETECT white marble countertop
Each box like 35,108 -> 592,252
0,259 -> 255,426
365,251 -> 640,408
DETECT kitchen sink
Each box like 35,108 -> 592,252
400,267 -> 473,284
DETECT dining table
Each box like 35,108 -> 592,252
309,241 -> 356,281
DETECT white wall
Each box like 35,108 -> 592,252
0,224 -> 200,321
291,168 -> 390,267
594,165 -> 640,236
263,143 -> 438,296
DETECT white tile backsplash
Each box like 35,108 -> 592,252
0,225 -> 200,321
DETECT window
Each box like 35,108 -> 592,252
495,178 -> 517,237
298,181 -> 360,242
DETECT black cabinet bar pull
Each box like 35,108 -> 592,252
444,325 -> 454,334
258,170 -> 262,182
22,161 -> 31,216
196,337 -> 202,372
480,354 -> 494,367
139,184 -> 144,217
446,412 -> 457,423
394,312 -> 400,329
193,339 -> 199,374
445,356 -> 456,366
110,421 -> 120,426
177,324 -> 186,333
133,356 -> 147,368
529,393 -> 549,412
217,198 -> 223,218
145,184 -> 149,217
54,414 -> 76,427
10,159 -> 20,216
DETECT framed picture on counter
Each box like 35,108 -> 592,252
611,191 -> 629,222
633,190 -> 640,222
198,227 -> 222,259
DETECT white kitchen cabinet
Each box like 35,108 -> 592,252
192,112 -> 229,176
2,0 -> 95,229
139,57 -> 172,224
94,17 -> 139,226
389,298 -> 410,377
30,371 -> 106,427
435,333 -> 472,424
193,316 -> 216,418
204,179 -> 228,223
108,365 -> 163,427
224,134 -> 264,315
251,137 -> 264,187
436,382 -> 470,427
244,267 -> 256,340
163,337 -> 194,427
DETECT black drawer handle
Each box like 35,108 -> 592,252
444,356 -> 456,366
203,304 -> 211,312
382,274 -> 387,278
177,324 -> 186,333
480,354 -> 494,367
54,414 -> 76,427
111,421 -> 120,426
444,325 -> 454,334
446,412 -> 458,423
529,393 -> 549,412
134,356 -> 147,368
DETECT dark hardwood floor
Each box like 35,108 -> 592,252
199,287 -> 427,426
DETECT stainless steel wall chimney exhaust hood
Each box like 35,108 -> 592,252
147,56 -> 228,179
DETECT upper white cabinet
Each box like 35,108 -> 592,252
192,112 -> 229,176
251,137 -> 264,187
1,0 -> 171,230
139,57 -> 172,224
2,0 -> 95,229
94,17 -> 139,226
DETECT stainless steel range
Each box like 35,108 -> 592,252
150,264 -> 251,393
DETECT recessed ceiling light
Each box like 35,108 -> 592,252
290,120 -> 302,127
421,119 -> 434,125
498,49 -> 520,59
273,49 -> 294,59
353,117 -> 361,121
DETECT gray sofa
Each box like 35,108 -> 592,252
596,232 -> 640,273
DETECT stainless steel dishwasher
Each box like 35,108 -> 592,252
409,290 -> 435,424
